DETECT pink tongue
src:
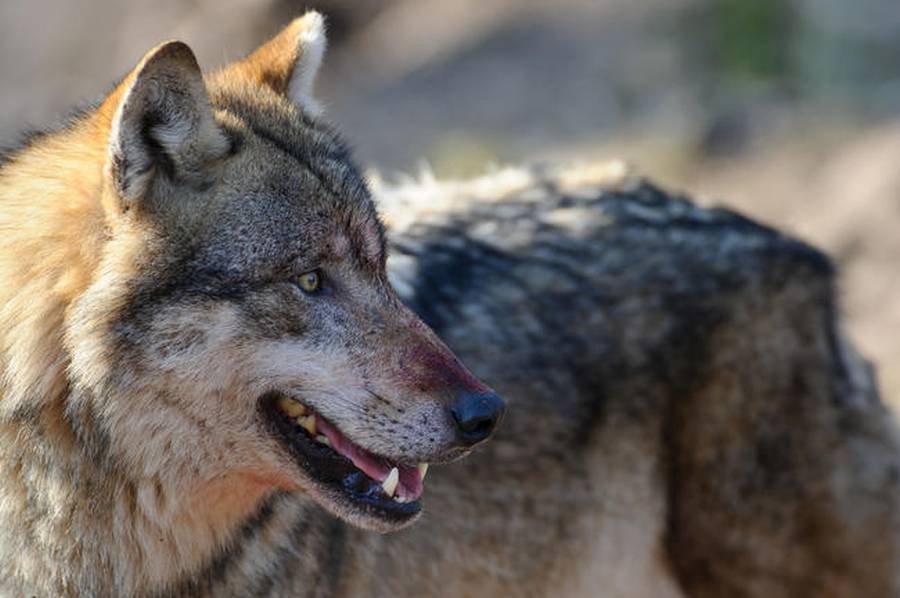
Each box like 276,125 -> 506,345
396,465 -> 423,501
315,417 -> 424,501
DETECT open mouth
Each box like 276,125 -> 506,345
260,392 -> 428,523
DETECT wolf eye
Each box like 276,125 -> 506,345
296,270 -> 322,294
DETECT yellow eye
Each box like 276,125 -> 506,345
297,270 -> 321,293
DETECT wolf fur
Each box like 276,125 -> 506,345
373,165 -> 900,598
1,11 -> 899,597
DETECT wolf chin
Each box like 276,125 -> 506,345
2,11 -> 900,598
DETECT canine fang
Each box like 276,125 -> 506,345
382,467 -> 400,497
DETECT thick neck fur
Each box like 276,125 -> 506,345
0,107 -> 273,594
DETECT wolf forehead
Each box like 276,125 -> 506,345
172,87 -> 386,276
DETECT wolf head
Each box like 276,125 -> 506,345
49,12 -> 504,532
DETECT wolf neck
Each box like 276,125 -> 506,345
0,114 -> 109,421
0,80 -> 144,419
0,392 -> 286,594
0,115 -> 281,593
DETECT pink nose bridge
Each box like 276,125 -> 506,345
399,335 -> 491,396
383,299 -> 491,396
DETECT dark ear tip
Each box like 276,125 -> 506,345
141,40 -> 201,75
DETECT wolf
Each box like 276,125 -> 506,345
0,11 -> 504,595
374,165 -> 900,598
1,10 -> 899,598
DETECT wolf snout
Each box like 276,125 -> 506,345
449,390 -> 506,446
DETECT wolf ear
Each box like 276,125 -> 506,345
224,11 -> 327,115
106,41 -> 230,206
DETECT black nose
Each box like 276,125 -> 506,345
450,391 -> 506,446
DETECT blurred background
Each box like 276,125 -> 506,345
1,0 -> 898,402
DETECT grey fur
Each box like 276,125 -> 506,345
151,167 -> 900,597
1,18 -> 897,596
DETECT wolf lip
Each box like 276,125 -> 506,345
313,417 -> 425,501
260,392 -> 426,519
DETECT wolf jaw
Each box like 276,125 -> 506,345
261,392 -> 428,524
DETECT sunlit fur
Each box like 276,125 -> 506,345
0,11 -> 492,595
3,10 -> 900,598
368,167 -> 900,597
